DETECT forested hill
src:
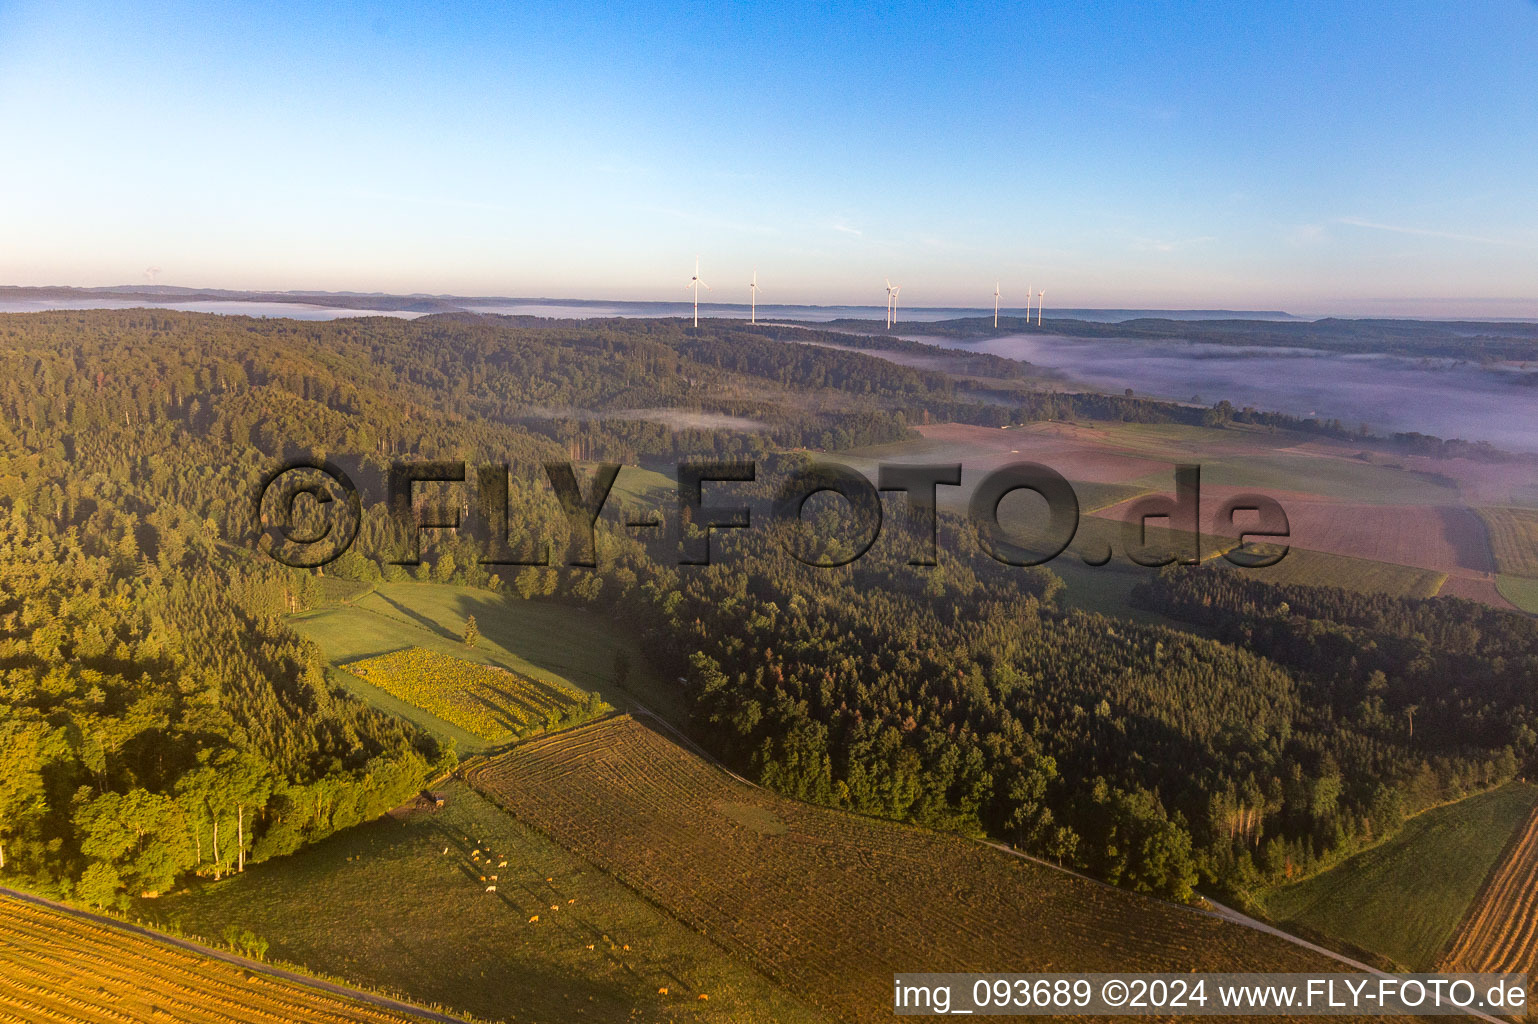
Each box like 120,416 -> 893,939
0,308 -> 1533,913
0,308 -> 1039,906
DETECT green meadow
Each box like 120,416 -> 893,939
144,781 -> 823,1024
1263,783 -> 1538,970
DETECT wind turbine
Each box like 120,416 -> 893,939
687,257 -> 710,327
750,270 -> 761,325
993,282 -> 1001,328
1024,283 -> 1032,323
1036,289 -> 1045,327
884,278 -> 895,328
889,282 -> 902,328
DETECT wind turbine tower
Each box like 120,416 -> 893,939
687,257 -> 710,328
1024,283 -> 1032,323
884,279 -> 895,329
750,270 -> 761,325
889,283 -> 902,328
1036,289 -> 1045,327
993,282 -> 1001,328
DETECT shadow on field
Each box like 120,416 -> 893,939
376,592 -> 462,644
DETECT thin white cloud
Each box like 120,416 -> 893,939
1337,216 -> 1534,249
1130,235 -> 1216,253
644,204 -> 782,236
831,221 -> 862,236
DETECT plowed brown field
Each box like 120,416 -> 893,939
1095,494 -> 1494,576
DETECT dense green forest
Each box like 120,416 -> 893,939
0,308 -> 1532,912
579,518 -> 1529,903
0,308 -> 997,904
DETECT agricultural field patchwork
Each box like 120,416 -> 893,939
467,715 -> 1371,1024
1264,784 -> 1538,971
1093,493 -> 1492,576
290,582 -> 681,743
835,420 -> 1517,611
148,781 -> 823,1024
0,893 -> 428,1024
1440,801 -> 1538,987
344,647 -> 599,743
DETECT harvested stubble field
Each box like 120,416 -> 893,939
345,647 -> 592,743
468,715 -> 1377,1024
1478,506 -> 1538,579
1441,802 -> 1538,986
0,894 -> 427,1024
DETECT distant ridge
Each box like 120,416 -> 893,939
0,284 -> 1297,322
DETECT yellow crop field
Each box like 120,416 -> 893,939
344,647 -> 601,743
0,893 -> 432,1024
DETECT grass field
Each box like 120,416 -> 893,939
291,582 -> 685,748
1193,454 -> 1462,505
344,647 -> 599,743
145,780 -> 823,1024
468,715 -> 1372,1024
1478,507 -> 1538,577
1496,574 -> 1538,615
1072,479 -> 1152,513
1229,547 -> 1448,598
1263,783 -> 1538,970
0,894 -> 427,1024
611,463 -> 675,504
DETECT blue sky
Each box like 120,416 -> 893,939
1,1 -> 1535,314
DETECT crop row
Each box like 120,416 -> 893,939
1478,506 -> 1538,579
1441,804 -> 1538,976
0,896 -> 424,1024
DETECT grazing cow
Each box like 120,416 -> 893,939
485,885 -> 497,892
